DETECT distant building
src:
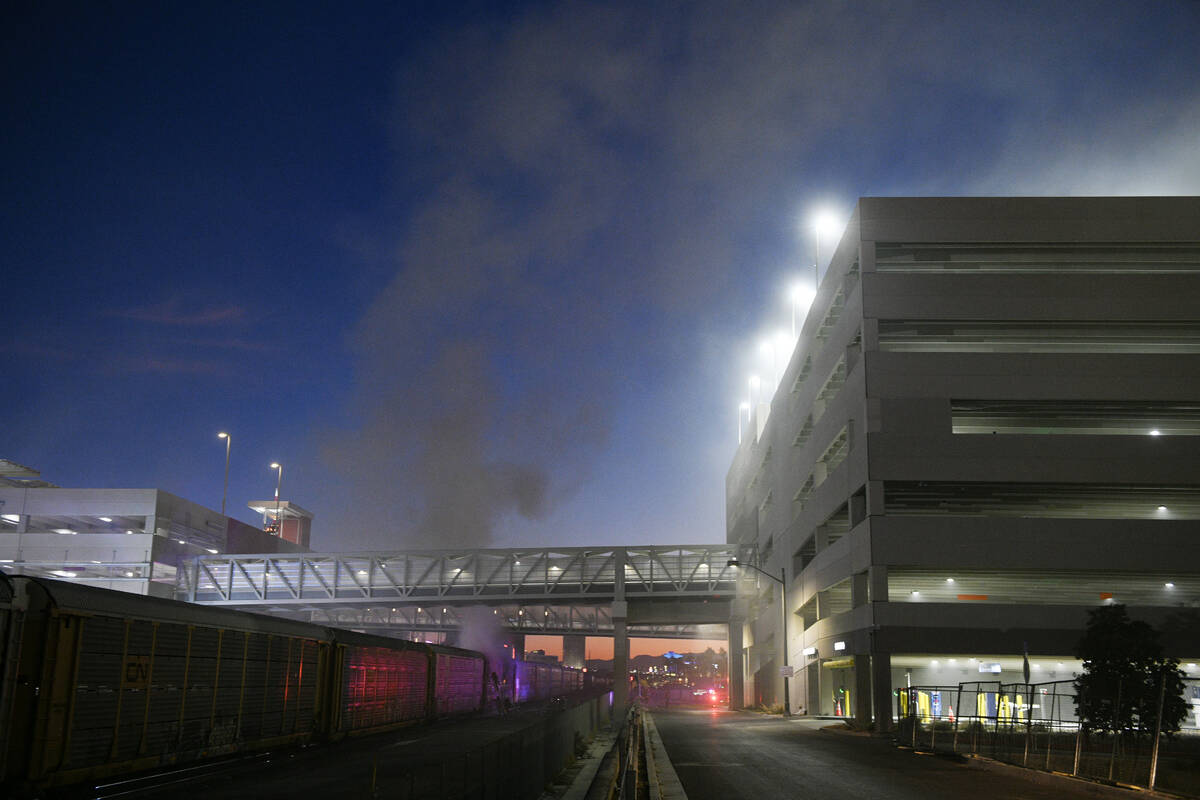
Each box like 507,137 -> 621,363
726,197 -> 1200,728
524,649 -> 560,664
1,460 -> 309,597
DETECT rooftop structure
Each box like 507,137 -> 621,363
247,499 -> 313,548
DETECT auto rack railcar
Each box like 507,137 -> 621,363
0,575 -> 331,790
0,575 -> 597,795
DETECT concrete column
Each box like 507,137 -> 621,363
849,489 -> 867,526
871,650 -> 893,732
806,660 -> 820,714
612,610 -> 629,713
505,633 -> 526,659
851,571 -> 869,608
612,548 -> 629,715
816,589 -> 831,620
728,602 -> 746,709
814,525 -> 830,552
16,513 -> 29,568
865,480 -> 885,515
868,565 -> 888,604
854,654 -> 873,727
562,634 -> 586,669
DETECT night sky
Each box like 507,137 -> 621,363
5,2 -> 1200,553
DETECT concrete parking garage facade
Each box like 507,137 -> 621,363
725,197 -> 1200,727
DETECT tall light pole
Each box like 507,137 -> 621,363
789,284 -> 814,339
812,211 -> 840,292
217,432 -> 231,516
728,558 -> 790,715
269,462 -> 282,536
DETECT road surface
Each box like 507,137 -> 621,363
651,709 -> 1128,800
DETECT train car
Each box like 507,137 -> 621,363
0,576 -> 332,792
0,575 -> 600,795
511,660 -> 586,704
326,630 -> 431,736
430,644 -> 486,716
0,573 -> 16,782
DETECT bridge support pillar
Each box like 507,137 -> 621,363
854,653 -> 873,727
728,600 -> 746,709
871,651 -> 893,732
612,603 -> 629,714
562,634 -> 586,669
505,633 -> 525,661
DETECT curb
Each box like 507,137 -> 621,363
642,712 -> 689,800
560,729 -> 619,800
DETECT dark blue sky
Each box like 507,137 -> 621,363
5,1 -> 1199,551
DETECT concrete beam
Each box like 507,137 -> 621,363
627,598 -> 731,625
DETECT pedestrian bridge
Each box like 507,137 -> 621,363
178,544 -> 750,638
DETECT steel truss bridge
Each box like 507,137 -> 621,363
178,544 -> 750,639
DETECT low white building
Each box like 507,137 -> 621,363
1,460 -> 307,597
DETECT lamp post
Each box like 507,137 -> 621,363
269,462 -> 282,536
813,211 -> 840,292
217,432 -> 231,516
728,558 -> 790,715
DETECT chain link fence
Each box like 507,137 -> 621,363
896,678 -> 1200,796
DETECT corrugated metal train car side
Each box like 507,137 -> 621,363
430,644 -> 486,716
0,577 -> 332,791
328,631 -> 431,735
0,574 -> 19,785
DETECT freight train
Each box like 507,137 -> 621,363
0,573 -> 591,794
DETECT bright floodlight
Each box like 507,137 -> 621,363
739,401 -> 750,411
270,462 -> 280,469
813,211 -> 840,238
218,431 -> 229,439
789,284 -> 815,305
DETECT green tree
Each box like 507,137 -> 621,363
1073,604 -> 1187,736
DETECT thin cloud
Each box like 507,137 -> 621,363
183,337 -> 281,353
104,355 -> 229,376
108,299 -> 248,326
0,342 -> 79,361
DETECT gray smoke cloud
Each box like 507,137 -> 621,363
319,1 -> 1200,550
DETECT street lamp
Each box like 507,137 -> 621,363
217,432 -> 231,516
269,462 -> 282,536
728,558 -> 791,715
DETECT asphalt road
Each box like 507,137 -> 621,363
651,710 -> 1128,800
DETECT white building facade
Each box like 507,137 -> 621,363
1,464 -> 307,597
726,197 -> 1200,728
